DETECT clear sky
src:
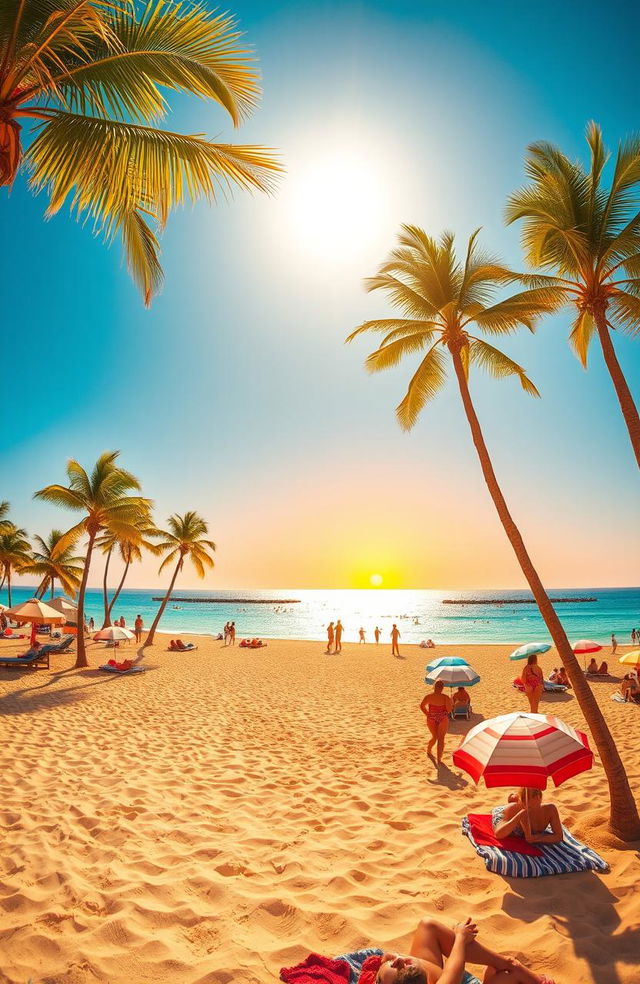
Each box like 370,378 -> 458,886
2,0 -> 639,591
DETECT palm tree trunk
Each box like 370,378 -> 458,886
595,311 -> 640,471
75,531 -> 96,669
50,577 -> 54,599
450,348 -> 640,841
36,577 -> 47,599
7,569 -> 11,608
106,560 -> 131,624
145,558 -> 182,646
101,547 -> 113,628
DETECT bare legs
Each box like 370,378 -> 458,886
526,687 -> 542,714
409,919 -> 544,984
426,720 -> 448,763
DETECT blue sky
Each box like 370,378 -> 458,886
2,0 -> 639,589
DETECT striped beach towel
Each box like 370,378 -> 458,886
462,808 -> 608,877
332,949 -> 480,984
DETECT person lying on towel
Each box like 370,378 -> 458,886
365,916 -> 555,984
493,788 -> 563,845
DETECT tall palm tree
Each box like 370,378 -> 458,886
0,523 -> 32,606
34,451 -> 150,667
0,0 -> 280,304
23,528 -> 84,599
506,122 -> 640,469
97,519 -> 159,628
347,225 -> 640,841
145,511 -> 215,645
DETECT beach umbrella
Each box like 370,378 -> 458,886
619,650 -> 640,667
572,640 -> 602,654
453,712 -> 593,789
6,598 -> 66,625
94,626 -> 134,643
509,642 -> 551,661
425,664 -> 480,688
47,596 -> 78,620
426,656 -> 470,672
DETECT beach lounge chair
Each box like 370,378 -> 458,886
0,647 -> 50,670
461,812 -> 608,877
451,701 -> 472,719
543,680 -> 567,693
41,634 -> 74,655
99,663 -> 145,674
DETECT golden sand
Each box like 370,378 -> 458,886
0,635 -> 638,984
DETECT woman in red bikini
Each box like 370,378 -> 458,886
420,680 -> 452,763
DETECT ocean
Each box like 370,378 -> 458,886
3,586 -> 639,646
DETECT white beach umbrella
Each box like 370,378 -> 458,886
425,663 -> 480,688
94,626 -> 135,643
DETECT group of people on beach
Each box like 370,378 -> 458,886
325,622 -> 402,655
222,621 -> 236,645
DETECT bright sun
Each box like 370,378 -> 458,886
370,573 -> 383,587
287,149 -> 387,263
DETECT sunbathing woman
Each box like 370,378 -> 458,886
556,667 -> 570,687
522,654 -> 543,713
621,674 -> 640,703
452,687 -> 471,707
420,680 -> 452,763
493,787 -> 563,845
370,916 -> 555,984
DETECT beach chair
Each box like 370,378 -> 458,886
451,701 -> 471,719
0,647 -> 50,670
41,634 -> 74,655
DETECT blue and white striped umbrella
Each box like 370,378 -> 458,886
426,655 -> 470,672
509,642 -> 551,661
425,664 -> 480,688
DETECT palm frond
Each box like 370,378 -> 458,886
395,342 -> 448,431
34,483 -> 86,510
364,331 -> 433,373
471,287 -> 563,335
468,337 -> 540,397
568,308 -> 596,367
609,291 -> 640,336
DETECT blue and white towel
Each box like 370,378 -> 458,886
334,949 -> 480,984
462,808 -> 608,877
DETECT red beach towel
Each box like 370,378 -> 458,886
280,953 -> 351,984
358,955 -> 383,984
468,813 -> 543,856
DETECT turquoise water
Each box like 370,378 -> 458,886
3,586 -> 639,645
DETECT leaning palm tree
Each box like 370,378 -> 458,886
34,451 -> 150,667
347,225 -> 640,841
23,528 -> 84,599
0,523 -> 32,606
506,122 -> 640,469
0,0 -> 280,304
97,518 -> 159,627
145,511 -> 215,645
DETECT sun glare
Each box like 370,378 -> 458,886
286,149 -> 388,263
370,573 -> 383,587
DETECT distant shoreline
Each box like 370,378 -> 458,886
442,597 -> 597,605
154,597 -> 301,604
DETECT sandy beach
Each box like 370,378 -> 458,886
0,635 -> 638,984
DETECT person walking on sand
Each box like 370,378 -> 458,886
522,653 -> 544,713
326,621 -> 334,654
611,633 -> 618,655
89,617 -> 95,632
134,614 -> 143,643
229,621 -> 236,645
374,625 -> 381,644
359,626 -> 366,644
334,620 -> 343,653
391,623 -> 401,657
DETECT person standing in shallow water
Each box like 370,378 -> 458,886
326,621 -> 334,654
334,620 -> 343,652
391,623 -> 401,657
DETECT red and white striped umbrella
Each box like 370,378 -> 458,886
572,639 -> 602,654
452,712 -> 593,789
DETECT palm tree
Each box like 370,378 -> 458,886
506,122 -> 640,469
145,511 -> 215,645
0,523 -> 32,606
0,0 -> 280,304
347,225 -> 640,841
34,451 -> 150,667
23,529 -> 84,599
97,519 -> 159,628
